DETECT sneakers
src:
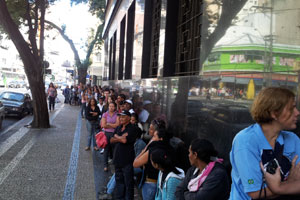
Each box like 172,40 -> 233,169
85,147 -> 90,151
100,149 -> 104,154
108,159 -> 113,165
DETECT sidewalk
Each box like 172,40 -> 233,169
0,103 -> 111,200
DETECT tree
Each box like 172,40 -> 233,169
44,0 -> 106,85
44,20 -> 104,84
0,0 -> 50,128
200,0 -> 248,68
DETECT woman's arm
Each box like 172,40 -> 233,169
107,116 -> 120,128
247,187 -> 277,199
133,150 -> 149,168
101,116 -> 108,128
261,157 -> 300,195
134,139 -> 153,160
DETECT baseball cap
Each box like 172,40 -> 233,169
143,100 -> 152,106
125,99 -> 133,105
117,110 -> 131,116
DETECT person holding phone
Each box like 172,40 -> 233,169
260,155 -> 300,195
230,87 -> 300,200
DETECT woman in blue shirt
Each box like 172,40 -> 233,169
230,87 -> 300,200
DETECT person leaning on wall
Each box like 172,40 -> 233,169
175,138 -> 230,200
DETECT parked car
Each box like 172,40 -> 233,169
17,80 -> 27,88
0,101 -> 5,129
8,80 -> 21,88
0,91 -> 33,118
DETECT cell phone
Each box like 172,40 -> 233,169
263,159 -> 279,174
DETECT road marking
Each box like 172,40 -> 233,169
62,112 -> 82,200
0,136 -> 35,185
0,127 -> 30,158
0,116 -> 30,137
0,104 -> 64,159
0,103 -> 64,186
50,104 -> 65,122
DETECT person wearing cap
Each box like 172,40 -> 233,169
110,110 -> 139,200
125,99 -> 135,114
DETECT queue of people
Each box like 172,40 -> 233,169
59,83 -> 300,200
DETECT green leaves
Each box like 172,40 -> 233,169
70,0 -> 105,20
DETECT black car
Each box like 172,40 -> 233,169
0,91 -> 33,118
0,101 -> 5,129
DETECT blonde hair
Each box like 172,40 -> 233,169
251,87 -> 295,124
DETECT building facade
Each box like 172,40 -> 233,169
101,0 -> 300,165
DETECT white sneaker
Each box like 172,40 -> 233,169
100,149 -> 104,154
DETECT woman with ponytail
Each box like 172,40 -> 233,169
133,119 -> 170,200
150,148 -> 185,200
175,138 -> 230,200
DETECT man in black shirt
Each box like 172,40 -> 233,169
111,110 -> 138,200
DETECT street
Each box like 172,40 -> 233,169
0,87 -> 65,135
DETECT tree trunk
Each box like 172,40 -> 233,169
200,0 -> 248,67
0,0 -> 50,128
78,67 -> 88,84
29,76 -> 50,128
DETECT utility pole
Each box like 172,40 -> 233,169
253,0 -> 274,87
267,0 -> 274,87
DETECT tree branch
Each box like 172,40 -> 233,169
39,0 -> 46,63
25,1 -> 38,58
200,0 -> 247,67
44,20 -> 82,67
85,23 -> 103,62
0,0 -> 36,75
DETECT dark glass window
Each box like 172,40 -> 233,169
175,0 -> 202,76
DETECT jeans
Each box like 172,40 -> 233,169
142,182 -> 156,200
86,120 -> 97,147
81,103 -> 86,118
107,173 -> 116,194
103,131 -> 114,167
115,164 -> 134,200
64,95 -> 70,104
49,96 -> 55,110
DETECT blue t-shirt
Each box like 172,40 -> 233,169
229,123 -> 300,200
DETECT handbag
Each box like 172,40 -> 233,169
95,131 -> 108,148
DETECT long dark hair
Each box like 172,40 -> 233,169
151,148 -> 179,174
190,139 -> 218,164
88,97 -> 97,107
156,127 -> 172,144
151,118 -> 166,131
